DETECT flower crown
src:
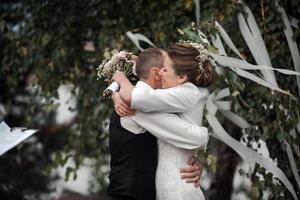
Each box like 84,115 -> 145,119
178,40 -> 209,73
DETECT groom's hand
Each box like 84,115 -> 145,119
180,156 -> 203,187
113,92 -> 135,117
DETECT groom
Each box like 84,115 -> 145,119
108,48 -> 204,200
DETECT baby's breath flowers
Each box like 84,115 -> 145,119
178,40 -> 209,73
176,24 -> 211,75
97,50 -> 138,98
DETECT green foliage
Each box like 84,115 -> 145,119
204,0 -> 300,198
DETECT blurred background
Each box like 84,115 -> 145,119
0,0 -> 299,200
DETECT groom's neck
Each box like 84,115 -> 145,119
139,78 -> 155,89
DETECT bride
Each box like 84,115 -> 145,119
113,42 -> 213,200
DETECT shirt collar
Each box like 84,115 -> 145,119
135,81 -> 153,89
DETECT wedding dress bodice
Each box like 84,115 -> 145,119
156,139 -> 205,200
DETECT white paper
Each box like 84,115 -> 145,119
0,121 -> 38,156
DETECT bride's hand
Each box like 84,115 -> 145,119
112,71 -> 127,85
113,92 -> 135,117
112,71 -> 134,105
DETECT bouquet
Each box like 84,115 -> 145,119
97,50 -> 138,98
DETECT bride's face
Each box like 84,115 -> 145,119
159,54 -> 187,89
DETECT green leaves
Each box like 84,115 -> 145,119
54,152 -> 72,168
65,166 -> 77,182
1,0 -> 300,199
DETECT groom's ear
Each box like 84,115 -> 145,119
151,67 -> 161,80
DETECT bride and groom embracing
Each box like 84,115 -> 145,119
107,43 -> 213,200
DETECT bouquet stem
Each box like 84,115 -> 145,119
103,81 -> 119,98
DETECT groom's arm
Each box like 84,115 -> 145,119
181,156 -> 204,187
132,112 -> 209,150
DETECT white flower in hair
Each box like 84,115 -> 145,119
178,40 -> 209,72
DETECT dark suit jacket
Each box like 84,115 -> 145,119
107,111 -> 157,200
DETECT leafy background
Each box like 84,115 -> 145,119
0,0 -> 299,199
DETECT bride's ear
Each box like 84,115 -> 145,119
177,74 -> 188,84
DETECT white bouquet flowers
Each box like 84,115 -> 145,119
97,50 -> 138,98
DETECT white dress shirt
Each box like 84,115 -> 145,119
120,81 -> 208,150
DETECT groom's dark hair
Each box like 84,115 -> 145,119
136,48 -> 164,79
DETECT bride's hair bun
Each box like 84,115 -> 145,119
193,60 -> 213,87
166,43 -> 213,87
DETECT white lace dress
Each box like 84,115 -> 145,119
156,140 -> 205,200
127,81 -> 208,200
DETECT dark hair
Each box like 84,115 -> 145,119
136,48 -> 164,79
166,43 -> 213,87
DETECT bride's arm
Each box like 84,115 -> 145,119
112,71 -> 134,104
114,93 -> 208,149
132,112 -> 209,150
112,71 -> 208,113
131,83 -> 208,113
112,74 -> 208,149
